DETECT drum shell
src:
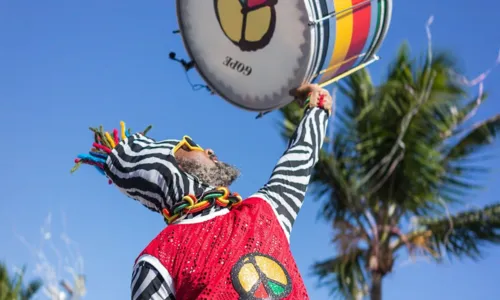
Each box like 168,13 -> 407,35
309,0 -> 393,86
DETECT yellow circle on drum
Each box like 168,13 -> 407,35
175,0 -> 392,113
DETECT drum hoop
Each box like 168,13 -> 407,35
303,0 -> 319,84
363,0 -> 388,63
294,0 -> 315,94
304,0 -> 330,85
367,0 -> 392,60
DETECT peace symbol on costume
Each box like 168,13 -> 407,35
230,252 -> 292,299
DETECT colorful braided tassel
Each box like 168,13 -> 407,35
161,187 -> 243,224
71,121 -> 152,184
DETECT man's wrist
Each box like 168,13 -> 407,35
303,100 -> 331,116
306,92 -> 330,111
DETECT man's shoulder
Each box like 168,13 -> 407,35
241,194 -> 280,217
241,194 -> 274,209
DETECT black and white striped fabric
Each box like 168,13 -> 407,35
129,107 -> 329,299
131,258 -> 176,300
105,107 -> 328,230
104,134 -> 222,219
252,107 -> 329,239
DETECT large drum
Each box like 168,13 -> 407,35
176,0 -> 393,112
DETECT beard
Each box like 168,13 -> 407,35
177,157 -> 240,187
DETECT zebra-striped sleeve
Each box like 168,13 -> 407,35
131,260 -> 176,300
252,107 -> 329,238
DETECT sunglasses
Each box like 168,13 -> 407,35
173,135 -> 204,155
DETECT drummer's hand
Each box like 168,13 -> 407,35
291,84 -> 333,116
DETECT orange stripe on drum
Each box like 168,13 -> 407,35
319,0 -> 354,83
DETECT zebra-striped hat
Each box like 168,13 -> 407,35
72,121 -> 242,224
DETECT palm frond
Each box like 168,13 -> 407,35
419,203 -> 500,260
312,248 -> 367,299
20,279 -> 43,300
446,114 -> 500,160
280,100 -> 304,139
313,148 -> 362,221
0,262 -> 42,300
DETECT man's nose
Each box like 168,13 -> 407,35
205,149 -> 215,156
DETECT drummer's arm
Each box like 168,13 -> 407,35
252,92 -> 330,239
131,259 -> 176,300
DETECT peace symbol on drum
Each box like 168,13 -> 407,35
214,0 -> 279,52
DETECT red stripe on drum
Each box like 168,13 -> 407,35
248,0 -> 269,8
336,0 -> 372,76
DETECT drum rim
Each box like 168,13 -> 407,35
376,0 -> 393,57
364,0 -> 393,63
306,0 -> 330,85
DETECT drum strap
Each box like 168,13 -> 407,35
168,51 -> 215,94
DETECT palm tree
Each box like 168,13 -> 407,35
0,262 -> 42,300
280,43 -> 500,300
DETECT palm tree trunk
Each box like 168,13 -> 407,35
370,271 -> 383,300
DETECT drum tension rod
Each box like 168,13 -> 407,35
168,29 -> 215,94
308,0 -> 373,25
256,111 -> 272,119
169,52 -> 195,71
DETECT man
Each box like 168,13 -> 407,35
73,84 -> 333,299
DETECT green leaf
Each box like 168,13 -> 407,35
0,262 -> 42,300
312,248 -> 367,299
446,114 -> 500,160
419,203 -> 500,260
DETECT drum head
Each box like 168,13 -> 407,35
176,0 -> 312,112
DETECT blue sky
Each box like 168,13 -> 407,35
1,0 -> 499,299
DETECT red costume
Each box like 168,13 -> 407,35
137,197 -> 308,299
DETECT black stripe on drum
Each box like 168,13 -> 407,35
311,0 -> 330,83
370,0 -> 392,58
364,0 -> 388,62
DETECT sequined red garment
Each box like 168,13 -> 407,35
136,197 -> 309,300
